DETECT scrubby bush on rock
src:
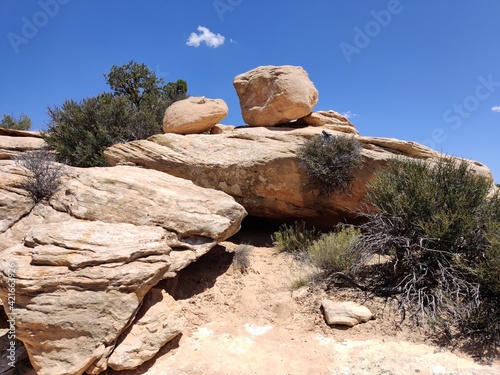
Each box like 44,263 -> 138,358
14,148 -> 64,202
353,156 -> 500,345
44,61 -> 188,167
298,133 -> 362,196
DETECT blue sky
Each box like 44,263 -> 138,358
1,0 -> 499,181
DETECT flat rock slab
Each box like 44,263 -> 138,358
105,126 -> 493,227
0,133 -> 46,160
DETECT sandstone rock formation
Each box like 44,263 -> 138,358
0,161 -> 35,234
210,124 -> 236,134
105,126 -> 493,227
0,128 -> 46,160
233,65 -> 319,126
163,96 -> 229,134
0,161 -> 246,375
322,300 -> 374,327
297,110 -> 359,135
1,61 -> 498,374
107,288 -> 185,371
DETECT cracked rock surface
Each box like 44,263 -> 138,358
0,161 -> 246,375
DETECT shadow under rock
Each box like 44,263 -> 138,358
227,216 -> 281,248
160,245 -> 234,300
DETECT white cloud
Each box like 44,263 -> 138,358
492,106 -> 500,113
186,26 -> 225,48
341,111 -> 357,119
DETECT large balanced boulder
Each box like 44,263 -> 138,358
163,96 -> 229,134
233,65 -> 319,126
105,126 -> 493,227
0,162 -> 246,375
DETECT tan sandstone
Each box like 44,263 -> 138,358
297,110 -> 359,135
322,300 -> 374,327
0,161 -> 35,234
108,289 -> 185,371
0,133 -> 46,160
0,163 -> 246,375
162,96 -> 229,134
104,126 -> 493,227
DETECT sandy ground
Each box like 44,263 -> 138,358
106,225 -> 500,375
3,224 -> 499,375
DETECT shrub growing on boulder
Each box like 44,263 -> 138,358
14,148 -> 64,202
298,133 -> 362,195
44,61 -> 188,167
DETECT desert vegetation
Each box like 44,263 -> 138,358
297,132 -> 362,195
272,221 -> 321,255
275,156 -> 500,347
232,244 -> 252,273
308,226 -> 362,275
14,148 -> 65,202
0,113 -> 32,131
43,61 -> 188,167
354,156 -> 500,344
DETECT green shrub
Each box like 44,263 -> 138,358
355,155 -> 500,345
297,133 -> 362,195
272,221 -> 321,254
44,94 -> 129,167
43,61 -> 188,167
309,226 -> 361,274
473,190 -> 500,294
1,113 -> 32,131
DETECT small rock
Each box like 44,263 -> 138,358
210,124 -> 235,134
322,300 -> 373,327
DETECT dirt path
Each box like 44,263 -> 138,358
107,235 -> 500,375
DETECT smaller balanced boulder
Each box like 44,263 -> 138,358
233,65 -> 319,126
163,96 -> 228,134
